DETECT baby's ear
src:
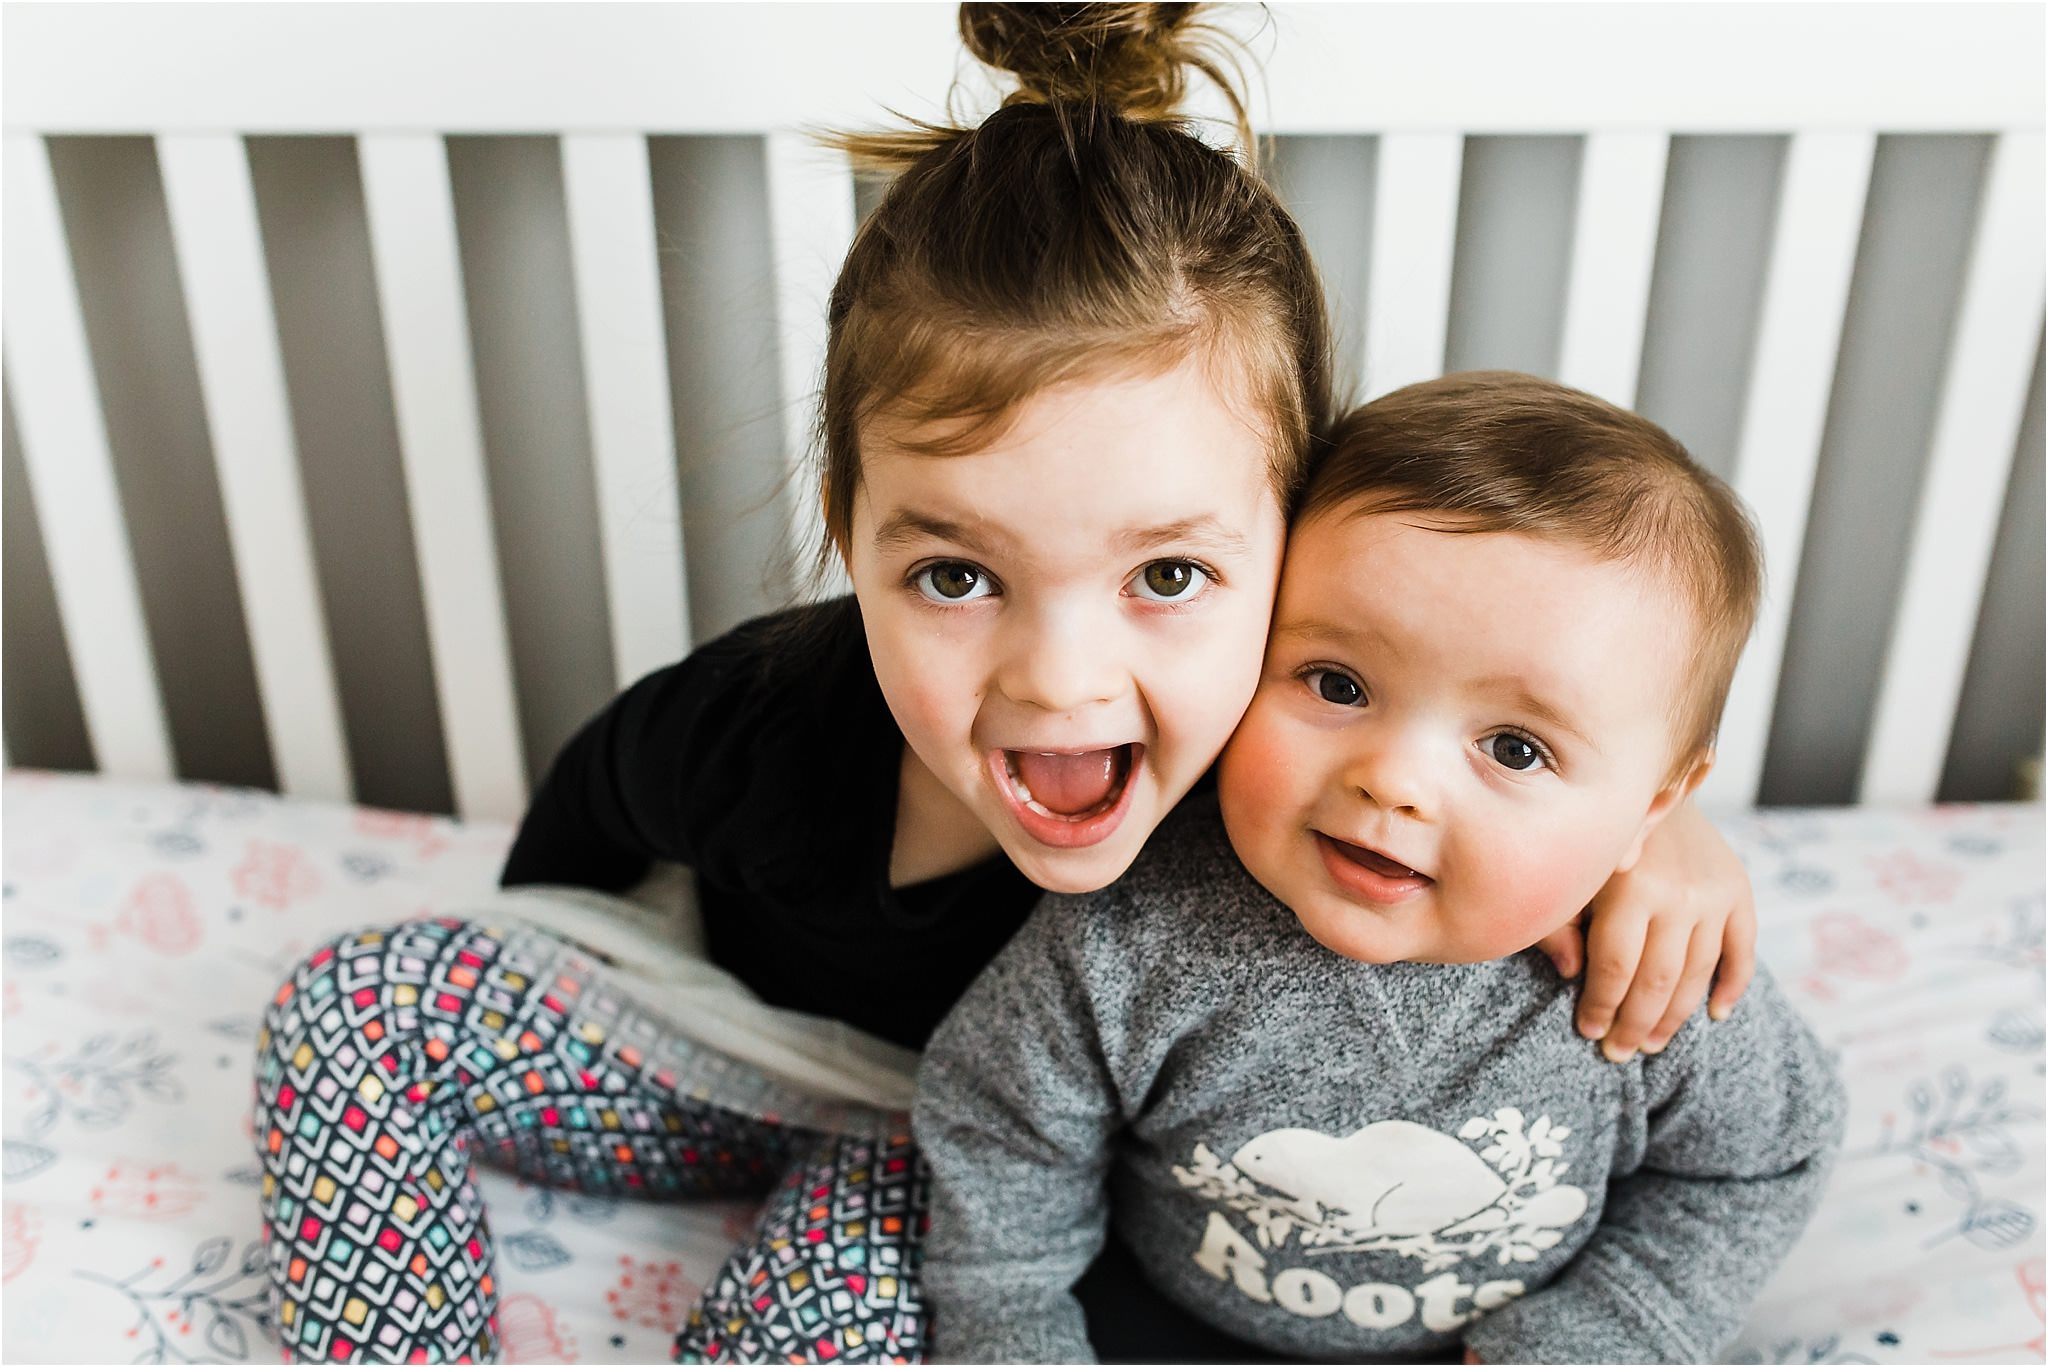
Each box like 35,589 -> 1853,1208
1617,748 -> 1713,871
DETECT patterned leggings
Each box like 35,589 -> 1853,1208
254,918 -> 928,1363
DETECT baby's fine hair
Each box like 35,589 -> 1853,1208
1304,372 -> 1764,774
815,3 -> 1334,560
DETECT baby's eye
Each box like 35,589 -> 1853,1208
1305,669 -> 1365,707
914,562 -> 995,603
1485,733 -> 1550,772
1126,560 -> 1211,603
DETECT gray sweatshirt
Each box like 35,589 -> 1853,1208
915,797 -> 1844,1364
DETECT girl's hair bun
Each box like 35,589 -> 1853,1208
959,3 -> 1246,133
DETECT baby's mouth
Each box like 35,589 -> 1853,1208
1326,839 -> 1427,881
1317,833 -> 1435,904
1001,745 -> 1136,819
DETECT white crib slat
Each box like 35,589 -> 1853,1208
765,132 -> 856,599
1861,132 -> 2046,806
2,134 -> 175,781
1364,133 -> 1463,401
561,134 -> 690,686
1557,133 -> 1668,406
357,133 -> 526,822
157,133 -> 354,804
1701,132 -> 1876,810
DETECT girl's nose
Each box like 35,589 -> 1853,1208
996,610 -> 1123,714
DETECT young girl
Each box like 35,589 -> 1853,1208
253,6 -> 1756,1363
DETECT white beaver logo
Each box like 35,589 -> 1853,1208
1173,1108 -> 1589,1274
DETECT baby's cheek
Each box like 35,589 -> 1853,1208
1218,709 -> 1301,840
1465,828 -> 1616,955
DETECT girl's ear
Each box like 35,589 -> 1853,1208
1616,748 -> 1713,872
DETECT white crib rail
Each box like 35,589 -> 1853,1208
157,132 -> 355,805
562,132 -> 694,686
1863,133 -> 2048,805
358,134 -> 527,821
1699,133 -> 1878,809
765,131 -> 859,600
1362,133 -> 1464,403
1556,133 -> 1668,409
2,5 -> 2041,816
4,132 -> 175,783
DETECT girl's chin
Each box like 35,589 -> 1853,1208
1000,828 -> 1146,895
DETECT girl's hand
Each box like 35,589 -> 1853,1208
1464,1350 -> 1482,1364
1533,797 -> 1756,1062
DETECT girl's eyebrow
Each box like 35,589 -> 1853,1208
871,510 -> 993,554
870,511 -> 1249,557
1110,516 -> 1249,556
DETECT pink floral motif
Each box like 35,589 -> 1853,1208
89,1163 -> 205,1222
1870,850 -> 1963,904
353,808 -> 451,860
604,1254 -> 699,1331
116,874 -> 202,955
498,1293 -> 578,1362
231,840 -> 319,910
3,980 -> 18,1019
1799,912 -> 1909,1003
3,1204 -> 39,1284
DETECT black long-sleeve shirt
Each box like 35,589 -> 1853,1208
499,597 -> 1041,1051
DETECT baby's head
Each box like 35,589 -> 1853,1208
1219,371 -> 1762,965
822,4 -> 1333,894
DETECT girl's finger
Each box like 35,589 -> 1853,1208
1709,893 -> 1759,1020
1642,918 -> 1721,1053
1599,917 -> 1692,1062
1575,905 -> 1649,1044
1534,919 -> 1585,980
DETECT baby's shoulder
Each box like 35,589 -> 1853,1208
1026,794 -> 1294,976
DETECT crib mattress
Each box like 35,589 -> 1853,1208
2,771 -> 2041,1364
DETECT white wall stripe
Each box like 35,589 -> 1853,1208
157,132 -> 354,804
1861,132 -> 2047,805
2,134 -> 175,782
358,133 -> 527,822
561,133 -> 691,686
1557,132 -> 1669,406
1364,133 -> 1463,401
1702,132 -> 1877,810
764,132 -> 856,599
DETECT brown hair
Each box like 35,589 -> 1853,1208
1303,372 -> 1763,776
814,3 -> 1332,562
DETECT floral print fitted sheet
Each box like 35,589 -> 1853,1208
2,772 -> 2041,1364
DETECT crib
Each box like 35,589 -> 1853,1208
3,4 -> 2043,1362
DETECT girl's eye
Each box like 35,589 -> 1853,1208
1305,670 -> 1365,707
1127,560 -> 1211,603
914,562 -> 995,603
1486,733 -> 1550,773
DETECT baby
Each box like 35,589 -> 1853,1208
914,372 -> 1846,1363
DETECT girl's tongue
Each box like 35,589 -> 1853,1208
1011,747 -> 1130,816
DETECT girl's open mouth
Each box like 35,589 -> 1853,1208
990,744 -> 1142,849
1317,833 -> 1434,905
